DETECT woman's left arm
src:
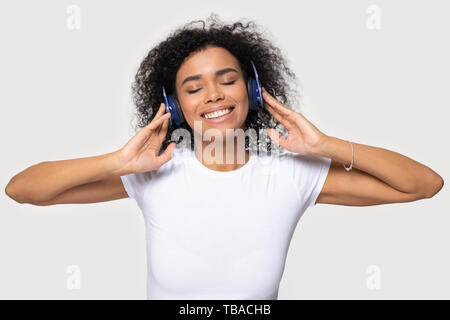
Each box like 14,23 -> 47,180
313,136 -> 444,199
261,87 -> 444,206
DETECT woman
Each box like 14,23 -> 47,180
5,15 -> 444,300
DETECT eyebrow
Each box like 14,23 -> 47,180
181,68 -> 238,87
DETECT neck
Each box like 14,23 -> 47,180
193,126 -> 250,172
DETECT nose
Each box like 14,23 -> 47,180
203,83 -> 225,104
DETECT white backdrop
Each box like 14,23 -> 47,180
0,0 -> 448,299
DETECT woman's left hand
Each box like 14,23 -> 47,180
262,87 -> 328,155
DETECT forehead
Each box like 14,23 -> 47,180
175,46 -> 241,85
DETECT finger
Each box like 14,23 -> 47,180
139,113 -> 170,150
158,114 -> 169,140
154,142 -> 177,167
262,88 -> 307,127
146,103 -> 167,129
130,119 -> 160,149
261,87 -> 292,117
141,114 -> 169,150
148,112 -> 171,130
148,118 -> 165,150
155,102 -> 167,118
265,102 -> 296,130
267,128 -> 288,149
264,102 -> 282,123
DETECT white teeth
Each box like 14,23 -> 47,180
203,108 -> 233,119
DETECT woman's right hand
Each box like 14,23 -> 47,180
115,102 -> 177,175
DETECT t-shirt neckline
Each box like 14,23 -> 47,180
190,148 -> 255,177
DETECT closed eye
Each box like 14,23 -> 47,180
187,80 -> 236,94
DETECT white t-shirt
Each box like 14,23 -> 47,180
120,147 -> 331,300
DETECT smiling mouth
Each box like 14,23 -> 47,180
201,106 -> 235,119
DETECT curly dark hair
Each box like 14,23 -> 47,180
131,13 -> 300,154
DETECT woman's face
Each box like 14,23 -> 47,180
175,46 -> 249,137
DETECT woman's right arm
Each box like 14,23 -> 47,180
5,102 -> 176,205
5,152 -> 125,204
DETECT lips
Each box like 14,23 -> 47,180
200,105 -> 235,117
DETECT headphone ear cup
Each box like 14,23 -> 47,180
247,76 -> 256,111
162,85 -> 184,127
172,94 -> 185,125
248,60 -> 263,110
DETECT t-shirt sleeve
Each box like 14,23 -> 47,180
288,152 -> 332,208
120,171 -> 152,203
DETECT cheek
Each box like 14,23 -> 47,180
233,83 -> 248,108
178,95 -> 197,118
238,89 -> 249,112
177,96 -> 201,132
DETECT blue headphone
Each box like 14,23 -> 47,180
162,60 -> 264,127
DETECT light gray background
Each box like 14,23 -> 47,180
1,0 -> 448,299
